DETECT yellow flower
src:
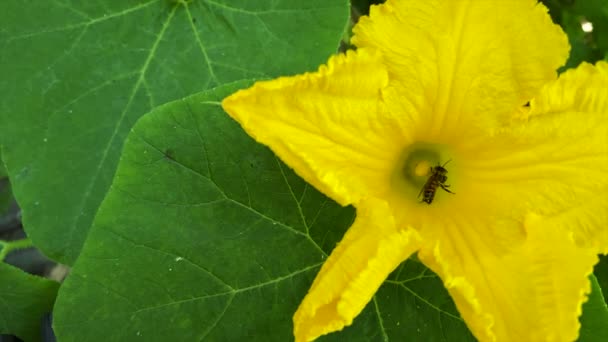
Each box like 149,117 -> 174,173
222,0 -> 608,341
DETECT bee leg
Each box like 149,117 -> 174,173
440,184 -> 455,194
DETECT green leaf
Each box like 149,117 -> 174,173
594,255 -> 608,303
559,11 -> 600,70
54,82 -> 473,341
584,16 -> 608,59
0,263 -> 59,342
0,180 -> 12,217
0,151 -> 9,216
0,0 -> 349,265
544,0 -> 608,69
578,275 -> 608,342
0,150 -> 6,179
351,0 -> 385,15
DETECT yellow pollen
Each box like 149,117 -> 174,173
414,161 -> 431,177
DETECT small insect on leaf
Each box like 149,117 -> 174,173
163,149 -> 175,161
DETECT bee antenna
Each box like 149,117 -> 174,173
442,159 -> 452,167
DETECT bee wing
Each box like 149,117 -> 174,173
418,176 -> 433,198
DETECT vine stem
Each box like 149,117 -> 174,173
0,238 -> 33,261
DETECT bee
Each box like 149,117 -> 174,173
418,160 -> 455,204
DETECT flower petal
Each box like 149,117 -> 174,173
352,0 -> 569,134
528,61 -> 608,118
526,61 -> 608,253
293,198 -> 421,342
456,61 -> 608,253
222,49 -> 405,206
418,213 -> 598,342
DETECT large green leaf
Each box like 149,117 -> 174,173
579,275 -> 608,342
0,0 -> 349,265
0,263 -> 59,342
594,255 -> 608,303
0,181 -> 11,218
53,82 -> 474,341
0,152 -> 9,216
541,0 -> 608,69
0,150 -> 6,179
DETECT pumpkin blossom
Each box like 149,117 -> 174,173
222,0 -> 608,341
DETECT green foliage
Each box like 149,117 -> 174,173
53,83 -> 473,341
0,181 -> 11,218
0,0 -> 607,341
0,263 -> 59,342
0,152 -> 6,179
580,276 -> 608,342
594,256 -> 608,304
351,0 -> 384,15
0,0 -> 349,265
0,151 -> 9,216
541,0 -> 608,69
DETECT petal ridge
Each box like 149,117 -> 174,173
418,213 -> 599,342
352,0 -> 569,134
222,48 -> 406,206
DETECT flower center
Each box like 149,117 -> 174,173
391,142 -> 456,204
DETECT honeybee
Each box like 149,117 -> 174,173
418,160 -> 455,204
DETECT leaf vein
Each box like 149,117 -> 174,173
58,263 -> 321,329
6,0 -> 161,42
132,130 -> 325,253
275,156 -> 309,234
185,103 -> 215,183
70,273 -> 139,310
373,296 -> 389,342
185,4 -> 218,84
197,294 -> 235,341
200,0 -> 339,16
391,283 -> 463,321
65,6 -> 179,253
103,228 -> 234,291
114,187 -> 227,207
